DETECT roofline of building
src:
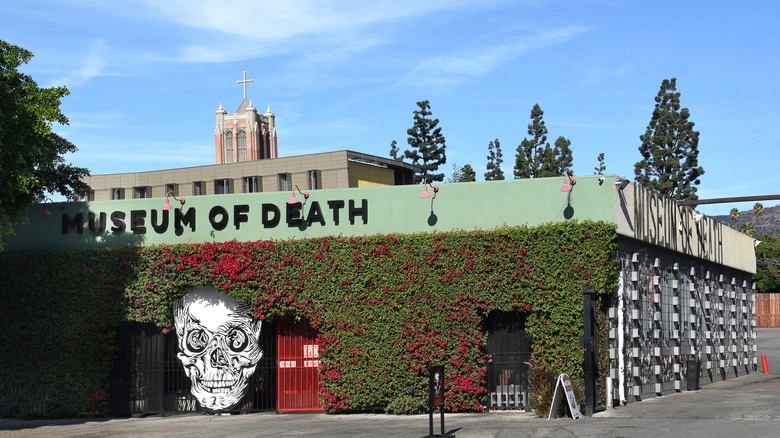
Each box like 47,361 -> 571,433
85,149 -> 422,178
345,150 -> 422,173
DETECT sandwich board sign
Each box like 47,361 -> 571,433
548,373 -> 584,420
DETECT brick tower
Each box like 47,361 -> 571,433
215,71 -> 277,164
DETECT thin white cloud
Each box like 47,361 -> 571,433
400,25 -> 592,90
64,109 -> 126,129
133,0 -> 479,63
580,64 -> 631,85
76,140 -> 215,173
137,0 -> 472,39
51,38 -> 110,88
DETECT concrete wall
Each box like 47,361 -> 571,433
8,175 -> 615,252
10,174 -> 758,281
613,180 -> 756,273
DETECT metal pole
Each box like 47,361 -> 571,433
677,193 -> 780,206
429,367 -> 434,437
440,407 -> 444,436
582,286 -> 596,417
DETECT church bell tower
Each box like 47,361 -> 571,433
215,71 -> 278,164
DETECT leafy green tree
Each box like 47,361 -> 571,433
730,208 -> 740,222
485,139 -> 505,180
459,164 -> 476,182
634,78 -> 704,201
754,202 -> 765,216
404,100 -> 446,183
594,153 -> 606,175
0,39 -> 90,248
755,235 -> 780,293
514,104 -> 573,179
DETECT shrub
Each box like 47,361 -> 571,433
1,221 -> 617,415
527,359 -> 584,418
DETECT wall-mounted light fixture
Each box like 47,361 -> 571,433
41,198 -> 54,216
560,169 -> 576,192
755,240 -> 762,248
288,185 -> 309,205
163,191 -> 185,210
41,197 -> 64,216
421,179 -> 439,199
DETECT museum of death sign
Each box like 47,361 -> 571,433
58,199 -> 369,236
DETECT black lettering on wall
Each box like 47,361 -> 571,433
286,203 -> 302,227
175,208 -> 196,232
62,213 -> 84,234
668,204 -> 678,252
110,211 -> 126,233
658,196 -> 667,248
698,219 -> 709,259
636,186 -> 645,242
234,204 -> 250,230
648,193 -> 657,245
327,200 -> 345,225
349,199 -> 368,225
209,206 -> 229,231
262,204 -> 280,228
130,210 -> 147,234
306,201 -> 325,226
88,212 -> 106,234
713,222 -> 723,264
151,210 -> 169,234
680,210 -> 691,255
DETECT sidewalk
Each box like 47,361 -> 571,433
2,328 -> 778,438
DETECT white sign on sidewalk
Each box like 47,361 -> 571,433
548,373 -> 584,420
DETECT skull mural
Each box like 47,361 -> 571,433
173,286 -> 263,411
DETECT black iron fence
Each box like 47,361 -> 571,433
113,324 -> 277,416
484,312 -> 531,411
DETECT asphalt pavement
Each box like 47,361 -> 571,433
2,328 -> 779,438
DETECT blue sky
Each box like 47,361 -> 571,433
2,0 -> 779,215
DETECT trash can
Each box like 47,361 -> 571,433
686,359 -> 701,391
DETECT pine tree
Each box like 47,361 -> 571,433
514,104 -> 546,179
389,140 -> 402,161
485,139 -> 505,180
404,100 -> 447,183
552,135 -> 573,175
459,164 -> 476,182
634,78 -> 704,201
514,104 -> 573,178
594,153 -> 606,175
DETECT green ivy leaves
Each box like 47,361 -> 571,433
1,221 -> 617,415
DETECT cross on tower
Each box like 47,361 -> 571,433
237,71 -> 253,100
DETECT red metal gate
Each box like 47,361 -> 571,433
277,317 -> 323,411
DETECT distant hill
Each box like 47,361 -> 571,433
711,203 -> 780,237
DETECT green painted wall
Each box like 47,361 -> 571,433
7,175 -> 615,251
